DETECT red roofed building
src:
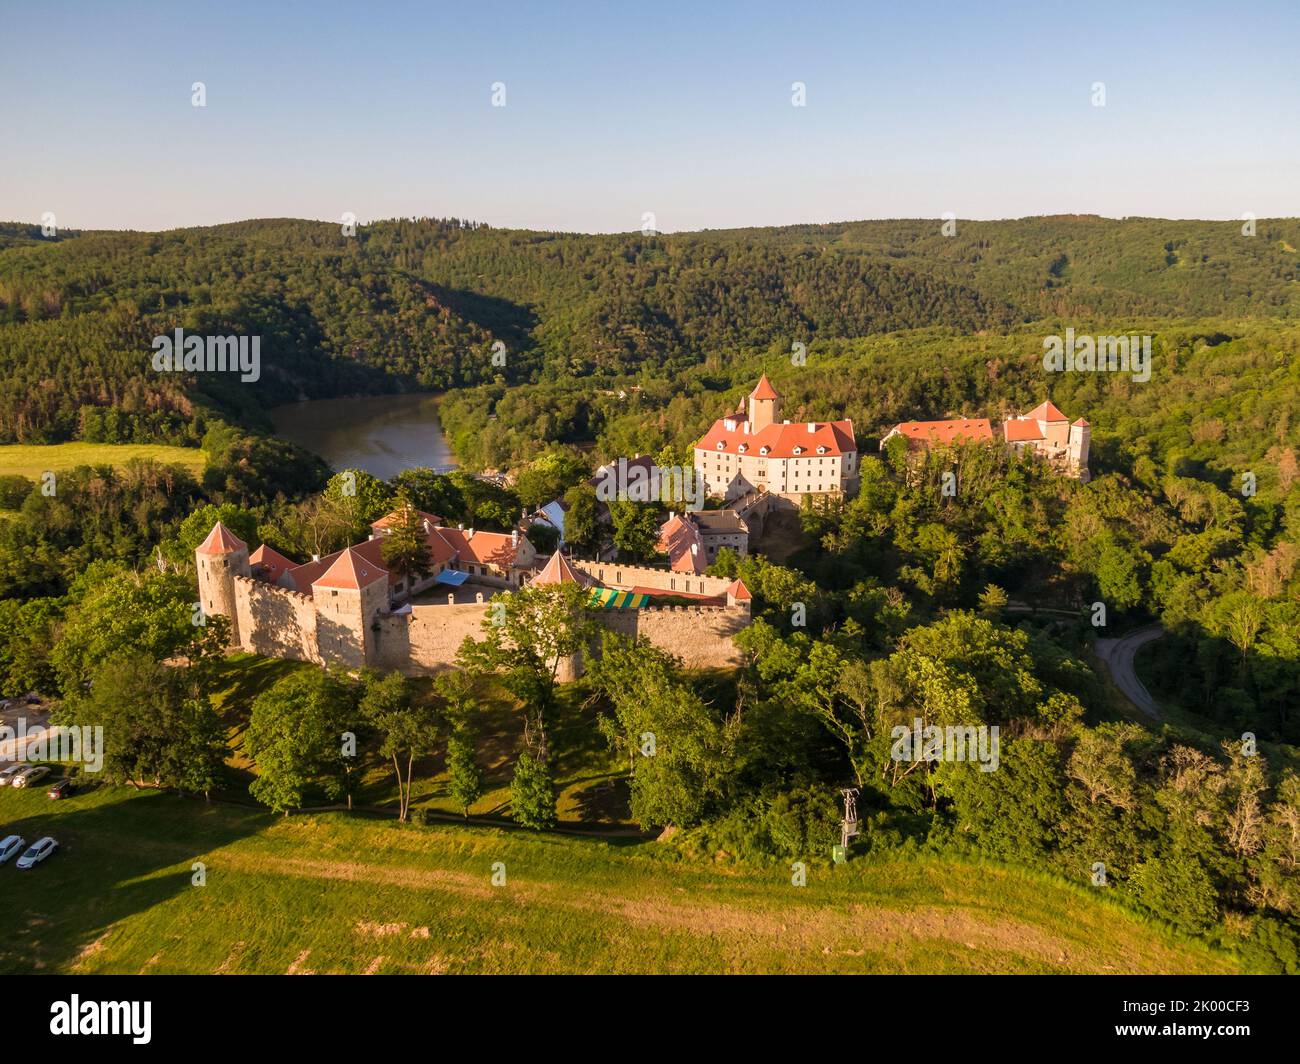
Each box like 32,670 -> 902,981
1000,401 -> 1090,479
656,509 -> 749,573
881,418 -> 994,449
881,400 -> 1090,480
693,377 -> 858,503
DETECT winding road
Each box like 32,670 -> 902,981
1094,625 -> 1166,720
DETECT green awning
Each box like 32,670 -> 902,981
588,587 -> 649,609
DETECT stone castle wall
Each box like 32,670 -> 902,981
599,604 -> 750,670
371,603 -> 490,674
231,575 -> 321,664
220,569 -> 748,676
572,560 -> 732,598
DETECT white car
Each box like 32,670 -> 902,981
16,836 -> 56,869
11,765 -> 50,789
0,764 -> 26,786
0,835 -> 25,863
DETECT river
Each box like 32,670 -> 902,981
269,393 -> 458,480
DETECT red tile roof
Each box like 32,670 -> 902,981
312,547 -> 388,591
750,374 -> 781,401
888,419 -> 994,446
196,521 -> 247,556
437,527 -> 521,570
725,578 -> 752,602
1073,417 -> 1090,427
656,513 -> 707,574
695,415 -> 856,458
370,509 -> 442,533
531,550 -> 590,586
1024,400 -> 1068,423
249,544 -> 296,583
1002,419 -> 1046,442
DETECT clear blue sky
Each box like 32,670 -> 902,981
2,0 -> 1296,232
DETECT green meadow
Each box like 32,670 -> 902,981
0,784 -> 1241,975
0,442 -> 206,480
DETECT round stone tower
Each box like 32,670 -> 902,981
195,520 -> 250,646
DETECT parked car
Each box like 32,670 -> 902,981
11,765 -> 50,789
0,764 -> 26,786
15,836 -> 56,869
47,778 -> 75,800
0,835 -> 25,864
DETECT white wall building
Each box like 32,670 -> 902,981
692,376 -> 858,503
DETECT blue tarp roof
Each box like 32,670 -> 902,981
435,568 -> 470,586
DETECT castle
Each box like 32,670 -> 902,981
881,399 -> 1091,479
195,511 -> 753,676
693,376 -> 859,503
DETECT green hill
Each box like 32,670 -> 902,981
0,786 -> 1240,975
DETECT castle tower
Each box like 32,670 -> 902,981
195,521 -> 251,646
1068,417 -> 1091,477
747,375 -> 782,432
310,547 -> 390,669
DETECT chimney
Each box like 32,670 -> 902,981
808,423 -> 816,433
311,553 -> 320,562
511,529 -> 519,546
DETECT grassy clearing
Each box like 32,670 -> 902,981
0,442 -> 206,480
0,785 -> 1242,975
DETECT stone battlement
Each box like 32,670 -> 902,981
198,527 -> 751,677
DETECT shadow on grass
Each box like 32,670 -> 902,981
0,785 -> 268,974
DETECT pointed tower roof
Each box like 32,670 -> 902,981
196,521 -> 247,556
531,550 -> 590,587
312,547 -> 388,590
750,374 -> 781,401
1024,399 -> 1068,423
1072,417 -> 1090,427
725,578 -> 752,602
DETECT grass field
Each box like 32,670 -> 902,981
0,442 -> 206,480
0,784 -> 1242,974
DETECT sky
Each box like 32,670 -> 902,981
2,0 -> 1297,233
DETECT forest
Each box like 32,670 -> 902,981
0,214 -> 1298,972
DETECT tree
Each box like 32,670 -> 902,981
609,500 -> 661,561
245,669 -> 357,815
446,727 -> 483,818
0,596 -> 61,697
360,670 -> 439,821
379,501 -> 434,587
324,468 -> 393,540
512,449 -> 588,509
166,503 -> 259,566
388,468 -> 464,522
50,569 -> 198,692
589,633 -> 733,829
510,749 -> 556,829
561,483 -> 601,553
457,582 -> 597,755
57,653 -> 226,793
